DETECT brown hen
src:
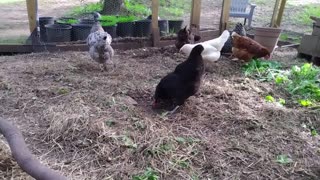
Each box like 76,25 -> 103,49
231,32 -> 270,62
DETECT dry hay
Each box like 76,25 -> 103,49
0,46 -> 320,179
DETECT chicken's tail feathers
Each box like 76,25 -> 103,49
190,44 -> 204,56
220,30 -> 231,42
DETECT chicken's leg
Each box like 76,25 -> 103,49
102,63 -> 108,71
168,105 -> 180,114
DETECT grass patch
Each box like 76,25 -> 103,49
243,59 -> 320,107
0,36 -> 28,44
297,4 -> 320,25
68,2 -> 103,17
279,32 -> 301,44
0,0 -> 23,4
251,0 -> 267,5
67,0 -> 189,20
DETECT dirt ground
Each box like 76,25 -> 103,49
0,45 -> 320,179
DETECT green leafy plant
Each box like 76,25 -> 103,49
244,61 -> 320,108
265,95 -> 275,102
311,128 -> 318,136
99,15 -> 118,26
284,63 -> 320,104
278,98 -> 286,105
276,155 -> 293,164
299,99 -> 313,107
132,168 -> 159,180
242,59 -> 283,81
56,18 -> 79,24
117,16 -> 136,23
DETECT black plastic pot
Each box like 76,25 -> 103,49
134,20 -> 151,37
71,24 -> 93,41
117,22 -> 135,37
103,25 -> 117,38
39,17 -> 54,42
45,24 -> 72,43
168,20 -> 184,34
158,20 -> 169,36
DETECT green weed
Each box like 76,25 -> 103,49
132,168 -> 159,180
276,155 -> 293,164
242,59 -> 283,81
243,60 -> 320,108
297,4 -> 320,25
0,0 -> 23,4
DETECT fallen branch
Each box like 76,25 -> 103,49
0,117 -> 67,180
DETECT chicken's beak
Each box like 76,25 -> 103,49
264,54 -> 271,60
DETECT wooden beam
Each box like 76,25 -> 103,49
275,0 -> 287,27
190,0 -> 201,28
151,0 -> 160,47
271,0 -> 281,27
26,0 -> 38,33
220,0 -> 231,33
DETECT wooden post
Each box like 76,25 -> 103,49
190,0 -> 201,29
26,0 -> 37,33
220,0 -> 231,34
151,0 -> 160,47
275,0 -> 286,27
270,0 -> 281,27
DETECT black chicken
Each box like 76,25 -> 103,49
153,44 -> 205,111
175,25 -> 201,50
221,23 -> 246,54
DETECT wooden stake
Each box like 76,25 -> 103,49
26,0 -> 37,33
276,0 -> 287,27
151,0 -> 160,47
220,0 -> 231,34
271,0 -> 281,27
190,0 -> 201,29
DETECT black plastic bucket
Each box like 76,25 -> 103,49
45,24 -> 72,42
117,22 -> 135,37
71,24 -> 93,41
168,20 -> 183,34
39,17 -> 54,42
158,20 -> 169,36
103,25 -> 117,38
134,20 -> 151,37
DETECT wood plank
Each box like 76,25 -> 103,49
0,29 -> 220,54
151,0 -> 160,46
220,0 -> 231,33
271,0 -> 281,27
275,0 -> 287,27
26,0 -> 38,33
190,0 -> 202,28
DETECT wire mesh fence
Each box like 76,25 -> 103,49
226,0 -> 320,43
200,0 -> 223,30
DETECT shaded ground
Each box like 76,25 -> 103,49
0,46 -> 320,179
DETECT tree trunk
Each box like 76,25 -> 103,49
102,0 -> 123,15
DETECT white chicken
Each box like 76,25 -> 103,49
86,12 -> 114,71
179,30 -> 230,63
